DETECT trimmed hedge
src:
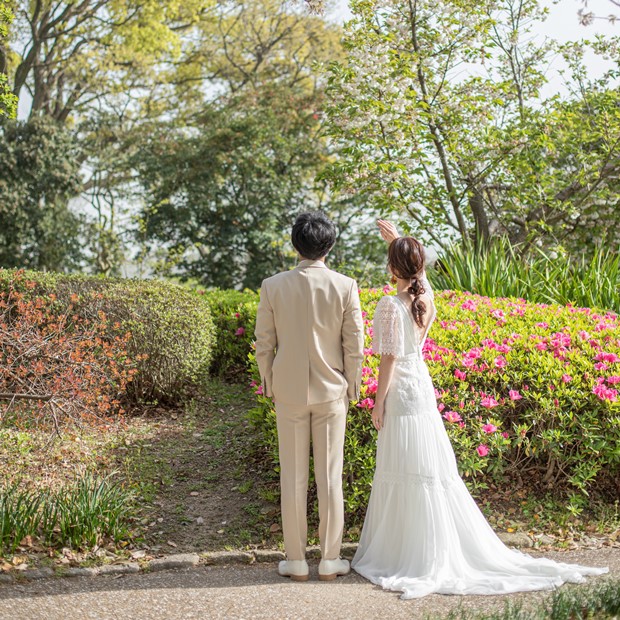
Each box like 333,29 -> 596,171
0,269 -> 215,410
247,286 -> 620,520
199,288 -> 259,378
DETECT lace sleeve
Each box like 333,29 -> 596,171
372,296 -> 404,357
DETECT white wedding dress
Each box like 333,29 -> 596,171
352,284 -> 608,599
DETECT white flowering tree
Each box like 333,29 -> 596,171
323,0 -> 620,253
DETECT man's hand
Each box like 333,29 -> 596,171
371,400 -> 385,431
377,220 -> 400,244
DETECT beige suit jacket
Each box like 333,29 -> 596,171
255,260 -> 364,406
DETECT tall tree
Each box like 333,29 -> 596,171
324,0 -> 620,254
135,0 -> 357,288
0,116 -> 83,270
0,1 -> 16,117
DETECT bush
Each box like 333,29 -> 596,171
0,270 -> 136,426
201,288 -> 258,379
250,286 -> 620,521
429,240 -> 620,313
0,269 -> 216,412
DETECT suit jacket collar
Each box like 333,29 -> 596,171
297,259 -> 327,269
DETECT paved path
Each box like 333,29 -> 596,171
0,548 -> 617,620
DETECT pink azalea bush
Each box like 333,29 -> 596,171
249,287 -> 620,518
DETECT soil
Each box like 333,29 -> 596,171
114,380 -> 283,555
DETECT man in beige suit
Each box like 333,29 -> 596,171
255,211 -> 364,582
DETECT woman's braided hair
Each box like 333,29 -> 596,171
387,237 -> 427,328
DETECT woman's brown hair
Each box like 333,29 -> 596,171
387,237 -> 427,328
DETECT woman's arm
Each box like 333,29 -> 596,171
372,353 -> 396,431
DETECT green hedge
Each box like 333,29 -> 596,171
248,286 -> 620,520
200,288 -> 258,378
0,270 -> 215,407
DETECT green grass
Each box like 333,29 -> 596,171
429,240 -> 620,312
441,578 -> 620,620
0,474 -> 133,553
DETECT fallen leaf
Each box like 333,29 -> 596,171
167,541 -> 177,548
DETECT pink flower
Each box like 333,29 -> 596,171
255,385 -> 264,395
383,284 -> 394,294
490,309 -> 505,320
438,403 -> 446,412
562,374 -> 573,383
443,411 -> 462,423
480,397 -> 499,408
482,423 -> 497,433
592,385 -> 618,402
594,362 -> 609,372
595,352 -> 620,364
477,444 -> 489,457
235,327 -> 245,336
509,390 -> 522,401
502,431 -> 509,439
578,330 -> 589,340
465,348 -> 483,359
607,376 -> 620,384
454,369 -> 467,381
363,348 -> 374,356
494,356 -> 507,368
362,366 -> 373,376
535,342 -> 548,351
536,322 -> 549,329
367,327 -> 374,338
364,378 -> 378,394
357,398 -> 375,409
461,299 -> 478,311
234,312 -> 240,318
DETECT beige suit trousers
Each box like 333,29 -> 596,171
275,397 -> 348,562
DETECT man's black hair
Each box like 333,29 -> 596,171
291,211 -> 337,261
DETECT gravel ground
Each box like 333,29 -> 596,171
0,547 -> 617,620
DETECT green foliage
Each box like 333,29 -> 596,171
0,117 -> 84,271
200,288 -> 259,378
0,270 -> 216,407
323,0 -> 620,254
0,2 -> 16,118
89,279 -> 216,405
429,240 -> 620,312
136,86 -> 328,289
445,577 -> 620,619
0,475 -> 133,553
250,287 -> 620,523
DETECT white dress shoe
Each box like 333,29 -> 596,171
278,559 -> 309,582
318,558 -> 350,581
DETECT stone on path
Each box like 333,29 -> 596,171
498,531 -> 533,548
203,551 -> 253,565
22,568 -> 55,581
98,563 -> 141,576
65,568 -> 99,578
148,554 -> 200,572
254,550 -> 285,563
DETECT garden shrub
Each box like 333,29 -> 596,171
0,270 -> 136,426
0,269 -> 216,412
201,288 -> 258,378
250,286 -> 620,521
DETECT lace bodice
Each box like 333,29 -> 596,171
372,283 -> 436,358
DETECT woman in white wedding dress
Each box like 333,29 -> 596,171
351,232 -> 608,599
